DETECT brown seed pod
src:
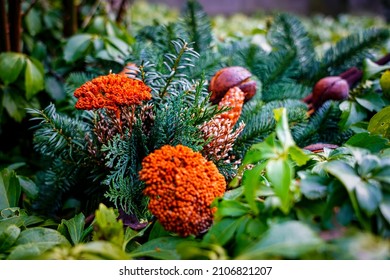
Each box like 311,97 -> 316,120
209,66 -> 257,104
311,76 -> 350,109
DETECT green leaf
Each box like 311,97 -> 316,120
368,106 -> 390,139
379,195 -> 390,224
236,221 -> 323,259
346,132 -> 389,153
354,181 -> 382,215
289,145 -> 310,166
129,236 -> 182,260
64,34 -> 94,63
25,58 -> 45,99
215,200 -> 251,218
148,220 -> 171,240
242,162 -> 266,215
204,217 -> 243,246
72,241 -> 130,260
266,158 -> 292,213
339,101 -> 367,129
362,58 -> 390,80
0,225 -> 21,251
355,94 -> 385,112
2,87 -> 27,122
325,161 -> 361,192
0,169 -> 21,211
59,213 -> 86,245
274,107 -> 295,150
24,8 -> 42,36
0,52 -> 26,85
300,173 -> 328,200
7,228 -> 70,259
18,175 -> 38,199
92,204 -> 124,247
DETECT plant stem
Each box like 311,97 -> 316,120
63,0 -> 78,37
8,0 -> 22,53
0,0 -> 10,52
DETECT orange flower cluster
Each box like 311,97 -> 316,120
139,145 -> 226,237
74,74 -> 152,119
216,86 -> 245,127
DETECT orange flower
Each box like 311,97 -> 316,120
74,74 -> 152,119
139,145 -> 226,237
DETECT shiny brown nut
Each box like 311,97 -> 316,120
312,76 -> 349,109
209,66 -> 257,104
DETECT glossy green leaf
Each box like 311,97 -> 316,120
355,94 -> 385,112
215,199 -> 251,218
300,174 -> 328,200
346,132 -> 389,153
25,58 -> 45,99
129,236 -> 182,260
242,162 -> 266,215
368,106 -> 390,139
266,158 -> 292,213
0,225 -> 21,251
24,8 -> 42,36
0,169 -> 21,211
204,217 -> 243,245
339,101 -> 367,129
63,34 -> 94,62
2,87 -> 27,122
0,53 -> 25,85
8,228 -> 70,259
289,145 -> 310,166
274,107 -> 295,150
325,161 -> 361,192
59,213 -> 86,245
92,204 -> 124,247
236,221 -> 323,259
354,181 -> 382,215
362,58 -> 390,80
379,195 -> 390,223
72,241 -> 130,260
17,175 -> 38,199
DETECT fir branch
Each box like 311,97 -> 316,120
235,99 -> 308,156
27,104 -> 91,162
292,101 -> 354,147
267,13 -> 319,80
319,28 -> 390,76
180,0 -> 213,52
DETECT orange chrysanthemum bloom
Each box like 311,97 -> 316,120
139,145 -> 226,237
74,74 -> 152,119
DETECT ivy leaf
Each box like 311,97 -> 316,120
0,52 -> 26,85
25,58 -> 45,99
63,34 -> 94,63
266,158 -> 292,213
236,221 -> 323,259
